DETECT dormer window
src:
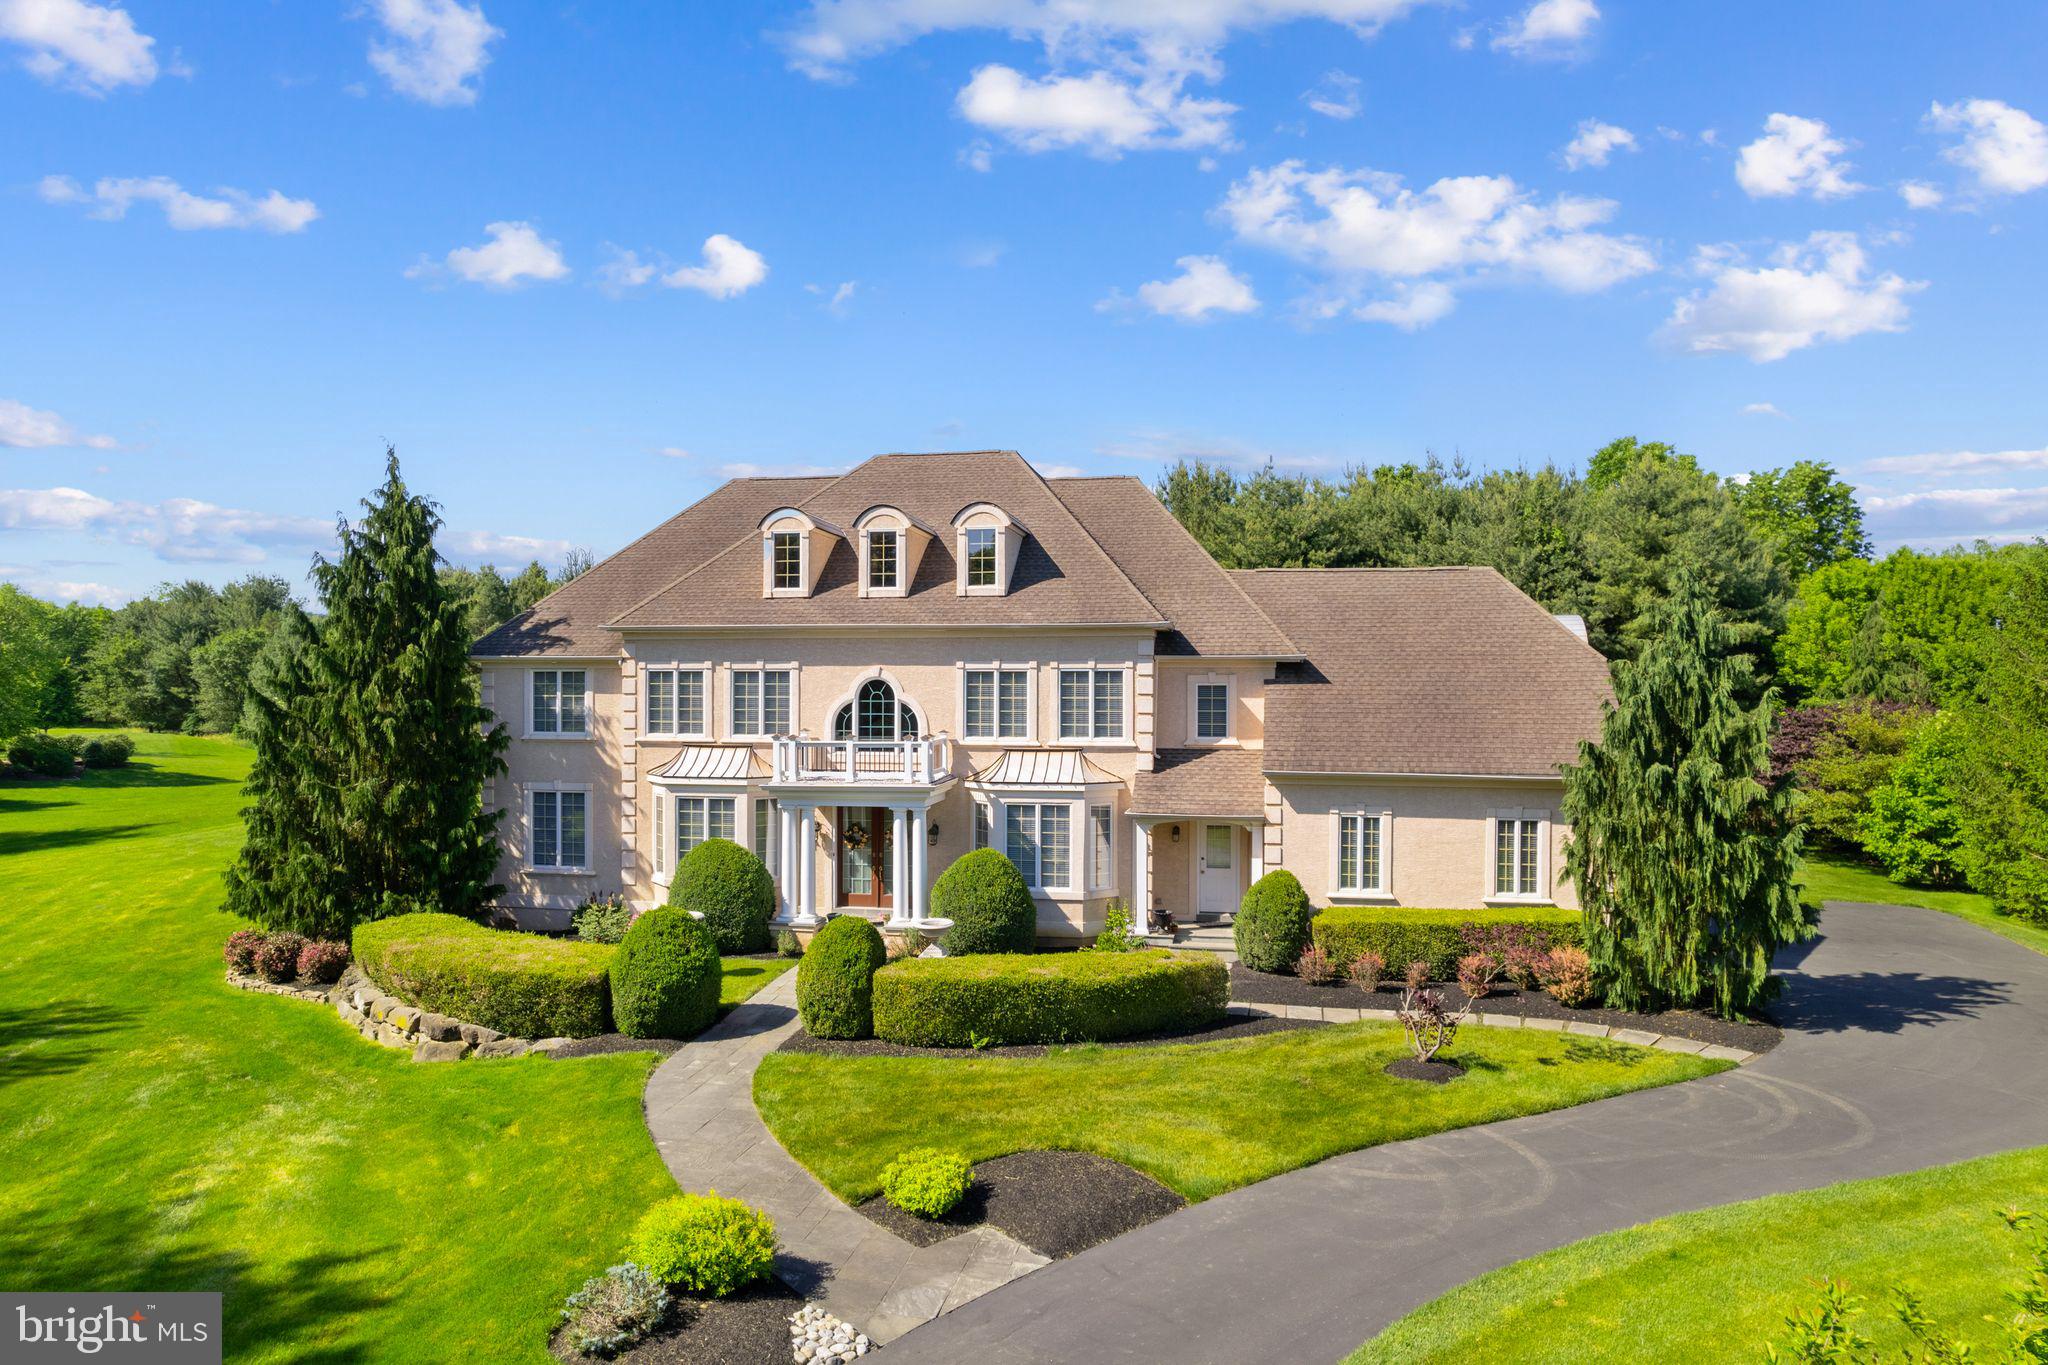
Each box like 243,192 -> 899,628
868,531 -> 898,590
852,505 -> 930,598
772,532 -> 803,590
760,508 -> 839,598
965,528 -> 997,588
951,503 -> 1024,596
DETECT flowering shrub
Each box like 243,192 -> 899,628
1403,959 -> 1430,993
223,930 -> 266,974
252,932 -> 306,983
296,940 -> 351,984
1456,952 -> 1499,999
559,1262 -> 671,1358
880,1148 -> 974,1219
1538,946 -> 1597,1008
628,1193 -> 776,1296
1347,951 -> 1385,991
1294,943 -> 1337,985
1395,985 -> 1470,1063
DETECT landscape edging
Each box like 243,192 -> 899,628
225,965 -> 568,1062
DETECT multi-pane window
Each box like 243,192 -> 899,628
964,668 -> 1029,739
531,669 -> 588,736
867,532 -> 898,590
753,798 -> 777,874
965,527 -> 998,588
1058,668 -> 1125,739
1194,682 -> 1230,741
771,531 -> 804,590
730,669 -> 792,736
644,668 -> 705,737
530,789 -> 587,869
1493,817 -> 1541,897
1090,804 -> 1113,890
1005,803 -> 1070,891
1336,812 -> 1385,894
674,795 -> 737,866
973,800 -> 991,850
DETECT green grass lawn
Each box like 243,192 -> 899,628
720,955 -> 793,1007
754,1024 -> 1728,1204
1799,851 -> 2048,959
1351,1144 -> 2048,1364
0,732 -> 694,1363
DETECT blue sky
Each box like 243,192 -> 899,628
3,0 -> 2046,605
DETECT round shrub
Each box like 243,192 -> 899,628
669,838 -> 776,954
296,940 -> 351,985
933,848 -> 1037,955
1233,869 -> 1312,973
881,1149 -> 973,1219
628,1193 -> 776,1297
796,914 -> 888,1040
1539,945 -> 1598,1008
223,929 -> 266,974
7,731 -> 81,778
611,908 -> 721,1040
252,932 -> 305,983
872,949 -> 1228,1048
354,913 -> 615,1037
80,734 -> 134,769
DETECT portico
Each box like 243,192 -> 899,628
766,734 -> 955,929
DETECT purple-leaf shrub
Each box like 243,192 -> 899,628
252,932 -> 306,983
1348,951 -> 1386,991
1537,946 -> 1597,1008
1295,943 -> 1338,985
1504,944 -> 1547,990
223,930 -> 267,974
1456,952 -> 1498,999
1403,959 -> 1430,993
296,940 -> 351,985
1395,985 -> 1471,1062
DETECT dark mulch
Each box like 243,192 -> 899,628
547,1034 -> 689,1060
778,1012 -> 1319,1061
550,1280 -> 803,1365
854,1149 -> 1186,1259
1227,963 -> 1783,1054
1385,1057 -> 1464,1084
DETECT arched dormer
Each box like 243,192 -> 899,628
851,505 -> 934,599
951,502 -> 1026,597
759,507 -> 840,598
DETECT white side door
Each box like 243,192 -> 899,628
1197,823 -> 1239,916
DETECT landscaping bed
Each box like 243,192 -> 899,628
854,1149 -> 1186,1257
548,1279 -> 805,1365
779,1010 -> 1317,1059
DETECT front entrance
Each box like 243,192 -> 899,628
1197,822 -> 1240,916
837,806 -> 894,910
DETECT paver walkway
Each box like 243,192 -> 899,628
885,902 -> 2048,1364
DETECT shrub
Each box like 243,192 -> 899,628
1456,953 -> 1497,999
296,940 -> 351,985
573,893 -> 636,944
1312,906 -> 1584,981
880,1149 -> 974,1219
1395,985 -> 1469,1063
611,907 -> 722,1040
79,734 -> 134,769
670,838 -> 775,954
1538,946 -> 1597,1008
871,949 -> 1227,1048
252,932 -> 305,983
1347,951 -> 1386,991
1784,701 -> 1930,848
933,848 -> 1038,954
1859,713 -> 1968,887
353,913 -> 615,1037
795,915 -> 888,1040
1403,959 -> 1430,993
7,731 -> 80,777
223,929 -> 266,974
1503,944 -> 1546,990
628,1194 -> 776,1297
559,1263 -> 671,1359
1090,898 -> 1145,953
1294,943 -> 1337,985
1233,870 -> 1313,973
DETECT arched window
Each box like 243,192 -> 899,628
831,679 -> 921,741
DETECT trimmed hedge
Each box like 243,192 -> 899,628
1234,869 -> 1313,973
353,912 -> 615,1038
933,848 -> 1038,955
871,949 -> 1228,1047
1310,906 -> 1584,981
612,907 -> 722,1039
670,838 -> 775,954
796,914 -> 888,1039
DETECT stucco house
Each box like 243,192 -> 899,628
471,449 -> 1612,940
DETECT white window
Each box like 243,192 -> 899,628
1334,811 -> 1391,896
1058,668 -> 1126,740
643,667 -> 706,738
731,668 -> 793,737
771,531 -> 803,590
963,668 -> 1030,740
867,531 -> 898,591
530,669 -> 588,737
528,787 -> 588,870
1090,803 -> 1114,890
964,527 -> 998,588
673,795 -> 737,867
973,800 -> 991,850
753,797 -> 777,874
1005,802 -> 1071,892
1192,679 -> 1231,743
1493,815 -> 1544,899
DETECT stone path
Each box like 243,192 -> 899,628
883,902 -> 2048,1364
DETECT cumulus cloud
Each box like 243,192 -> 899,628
0,569 -> 130,606
443,529 -> 575,563
662,234 -> 768,299
1898,180 -> 1946,210
1658,232 -> 1924,362
1864,446 -> 2048,478
0,398 -> 115,450
39,174 -> 318,232
1740,402 -> 1789,419
0,485 -> 333,563
411,221 -> 569,288
364,0 -> 500,106
1861,486 -> 2048,546
0,0 -> 157,93
1735,114 -> 1865,200
955,64 -> 1233,156
1561,119 -> 1636,170
1102,254 -> 1258,322
1927,98 -> 2048,195
1302,69 -> 1361,120
1354,281 -> 1457,330
1492,0 -> 1599,59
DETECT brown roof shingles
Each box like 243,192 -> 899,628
1130,747 -> 1269,818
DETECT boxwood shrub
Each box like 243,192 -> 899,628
795,914 -> 888,1039
669,838 -> 775,954
352,912 -> 615,1037
933,848 -> 1037,954
611,907 -> 722,1039
871,949 -> 1227,1047
1234,869 -> 1313,973
1311,906 -> 1584,981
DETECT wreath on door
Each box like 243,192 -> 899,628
842,822 -> 870,851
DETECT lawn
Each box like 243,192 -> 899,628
0,732 -> 687,1363
1799,851 -> 2048,959
720,954 -> 794,1007
1350,1143 -> 2048,1364
753,1024 -> 1729,1204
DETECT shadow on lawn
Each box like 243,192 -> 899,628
0,823 -> 161,858
0,1001 -> 142,1088
0,794 -> 76,813
88,761 -> 238,789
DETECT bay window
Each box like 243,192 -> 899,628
1005,802 -> 1071,892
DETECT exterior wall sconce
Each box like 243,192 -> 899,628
1170,824 -> 1182,843
927,821 -> 940,845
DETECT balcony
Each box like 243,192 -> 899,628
769,734 -> 955,787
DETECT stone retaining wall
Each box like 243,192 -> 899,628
226,966 -> 571,1062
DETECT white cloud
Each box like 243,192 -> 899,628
1217,159 -> 1654,328
444,529 -> 574,563
0,485 -> 332,563
1898,180 -> 1945,210
0,398 -> 115,450
1658,232 -> 1923,363
596,246 -> 657,294
1861,486 -> 2048,545
1735,114 -> 1865,200
958,140 -> 994,172
662,234 -> 768,299
1561,119 -> 1636,170
365,0 -> 500,106
412,221 -> 569,288
1739,401 -> 1789,419
808,280 -> 858,314
0,0 -> 156,93
1104,254 -> 1258,322
39,174 -> 318,232
956,64 -> 1233,157
1033,462 -> 1088,479
1927,98 -> 2048,195
717,462 -> 847,479
656,446 -> 692,459
1302,69 -> 1361,121
1492,0 -> 1599,59
1864,446 -> 2048,478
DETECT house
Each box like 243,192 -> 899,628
470,450 -> 1613,939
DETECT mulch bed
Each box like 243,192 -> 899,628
547,1034 -> 689,1060
1385,1057 -> 1464,1084
853,1149 -> 1186,1259
1228,963 -> 1784,1054
777,1012 -> 1319,1061
550,1279 -> 804,1365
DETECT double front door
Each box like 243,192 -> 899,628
837,806 -> 894,910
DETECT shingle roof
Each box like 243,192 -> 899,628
1130,747 -> 1269,818
1234,568 -> 1613,779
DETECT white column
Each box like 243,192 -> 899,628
911,805 -> 931,921
888,806 -> 910,925
796,805 -> 819,926
1249,821 -> 1265,884
1132,819 -> 1152,933
775,804 -> 794,922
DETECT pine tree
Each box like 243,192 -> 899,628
1563,569 -> 1807,1017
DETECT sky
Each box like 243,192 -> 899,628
2,0 -> 2046,607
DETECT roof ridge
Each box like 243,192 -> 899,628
1014,456 -> 1165,632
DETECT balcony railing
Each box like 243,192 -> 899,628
769,734 -> 954,785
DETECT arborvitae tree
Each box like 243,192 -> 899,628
1563,570 -> 1807,1017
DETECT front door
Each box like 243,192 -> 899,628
837,806 -> 894,910
1197,823 -> 1239,916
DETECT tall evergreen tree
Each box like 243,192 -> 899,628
1563,570 -> 1807,1017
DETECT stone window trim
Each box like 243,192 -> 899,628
1186,672 -> 1236,747
1055,662 -> 1133,744
1328,807 -> 1395,902
640,662 -> 712,740
1484,806 -> 1555,906
727,662 -> 799,739
958,660 -> 1037,743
